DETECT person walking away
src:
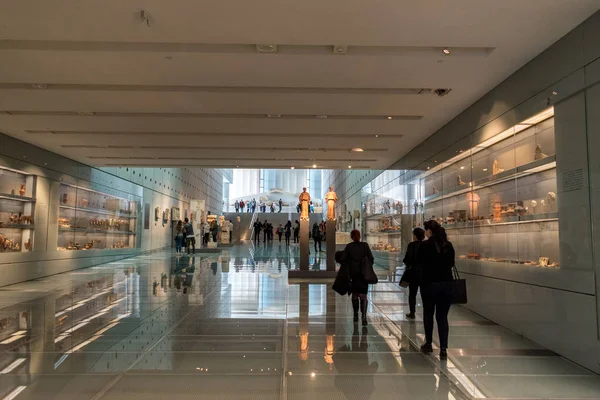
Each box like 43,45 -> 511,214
312,222 -> 322,252
174,220 -> 184,254
285,221 -> 292,246
263,220 -> 269,243
235,200 -> 240,213
401,227 -> 425,319
183,218 -> 195,254
253,220 -> 262,244
278,198 -> 283,212
202,220 -> 210,246
277,224 -> 284,242
211,220 -> 219,243
418,220 -> 455,360
293,220 -> 300,243
343,230 -> 375,326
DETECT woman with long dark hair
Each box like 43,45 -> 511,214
418,220 -> 455,360
343,230 -> 375,326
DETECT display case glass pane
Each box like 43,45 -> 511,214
0,166 -> 35,253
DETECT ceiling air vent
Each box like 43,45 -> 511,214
256,44 -> 278,53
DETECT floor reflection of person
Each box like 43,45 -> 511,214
334,326 -> 377,400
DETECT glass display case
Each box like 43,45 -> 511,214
420,108 -> 559,269
0,166 -> 35,253
57,184 -> 139,251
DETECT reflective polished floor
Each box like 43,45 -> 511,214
1,243 -> 600,399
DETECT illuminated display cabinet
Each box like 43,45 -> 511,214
0,166 -> 35,253
57,184 -> 139,251
416,108 -> 560,269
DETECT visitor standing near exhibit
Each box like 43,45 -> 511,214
312,222 -> 322,252
293,220 -> 300,243
183,218 -> 195,254
253,220 -> 262,244
278,198 -> 283,212
174,220 -> 184,254
343,230 -> 375,326
239,200 -> 245,213
285,221 -> 292,245
263,220 -> 269,243
202,220 -> 210,246
277,224 -> 284,242
235,200 -> 239,213
400,227 -> 425,319
418,220 -> 455,360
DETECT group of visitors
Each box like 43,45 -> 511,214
253,219 -> 275,243
234,199 -> 257,213
296,201 -> 315,214
333,220 -> 455,360
174,218 -> 196,255
401,220 -> 456,360
235,198 -> 284,213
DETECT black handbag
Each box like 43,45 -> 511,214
450,264 -> 467,304
361,243 -> 378,284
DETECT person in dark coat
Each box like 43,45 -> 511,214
402,227 -> 425,319
343,230 -> 375,326
312,222 -> 322,252
418,220 -> 455,360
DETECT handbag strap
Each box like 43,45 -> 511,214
452,264 -> 460,280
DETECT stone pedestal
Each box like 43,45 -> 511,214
300,219 -> 309,270
326,220 -> 336,271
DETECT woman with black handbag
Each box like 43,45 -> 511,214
418,220 -> 455,360
343,230 -> 375,326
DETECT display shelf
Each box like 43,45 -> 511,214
0,224 -> 35,229
0,194 -> 36,203
58,205 -> 137,219
425,156 -> 556,204
59,227 -> 136,235
366,231 -> 402,236
443,213 -> 558,230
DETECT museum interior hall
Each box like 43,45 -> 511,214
1,2 -> 600,399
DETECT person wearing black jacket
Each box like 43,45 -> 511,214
312,223 -> 322,252
401,227 -> 425,319
253,221 -> 262,244
343,230 -> 375,326
418,220 -> 455,360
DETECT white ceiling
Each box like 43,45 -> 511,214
0,1 -> 598,170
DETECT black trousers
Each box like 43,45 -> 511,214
203,233 -> 209,245
285,235 -> 290,245
293,232 -> 299,243
421,284 -> 452,350
254,231 -> 260,243
314,239 -> 322,252
408,283 -> 419,314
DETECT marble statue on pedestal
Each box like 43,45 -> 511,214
220,219 -> 231,244
299,187 -> 311,221
325,186 -> 337,221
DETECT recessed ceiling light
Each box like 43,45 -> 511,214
374,134 -> 379,138
351,148 -> 364,152
348,165 -> 352,169
483,168 -> 488,172
267,114 -> 281,118
31,83 -> 48,89
460,166 -> 465,170
290,166 -> 295,170
333,45 -> 348,54
552,91 -> 558,96
443,48 -> 451,55
387,116 -> 393,120
316,115 -> 328,119
256,44 -> 278,53
427,167 -> 430,170
312,164 -> 317,168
